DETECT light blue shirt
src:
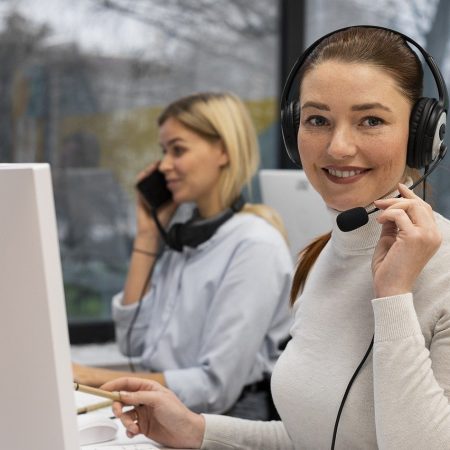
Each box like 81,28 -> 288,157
112,212 -> 293,413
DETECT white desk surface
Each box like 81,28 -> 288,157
71,342 -> 142,369
76,391 -> 194,450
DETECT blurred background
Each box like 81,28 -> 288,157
0,0 -> 448,342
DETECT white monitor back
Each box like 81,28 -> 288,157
259,169 -> 332,259
0,164 -> 79,449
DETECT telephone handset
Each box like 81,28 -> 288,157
136,170 -> 172,210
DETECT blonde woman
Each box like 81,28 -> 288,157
73,92 -> 293,419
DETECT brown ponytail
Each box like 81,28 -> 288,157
290,232 -> 331,305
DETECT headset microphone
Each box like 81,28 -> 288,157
336,143 -> 448,232
336,206 -> 369,232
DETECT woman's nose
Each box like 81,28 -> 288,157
158,153 -> 173,172
327,125 -> 357,159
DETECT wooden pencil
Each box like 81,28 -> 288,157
73,382 -> 121,402
77,399 -> 113,415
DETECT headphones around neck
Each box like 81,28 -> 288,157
280,25 -> 449,170
152,196 -> 245,252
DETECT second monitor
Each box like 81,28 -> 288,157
259,169 -> 332,259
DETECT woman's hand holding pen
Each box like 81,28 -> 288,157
101,377 -> 205,449
371,183 -> 442,298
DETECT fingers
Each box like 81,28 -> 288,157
374,183 -> 419,208
373,183 -> 441,256
374,183 -> 435,228
111,391 -> 165,438
374,184 -> 421,210
118,389 -> 167,408
118,407 -> 141,437
397,182 -> 417,199
136,162 -> 160,183
101,377 -> 168,426
377,208 -> 418,230
101,376 -> 163,394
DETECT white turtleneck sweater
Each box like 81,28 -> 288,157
200,209 -> 450,450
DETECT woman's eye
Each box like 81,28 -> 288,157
362,116 -> 384,127
305,115 -> 328,127
172,146 -> 186,157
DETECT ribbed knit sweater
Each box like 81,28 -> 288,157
201,209 -> 450,450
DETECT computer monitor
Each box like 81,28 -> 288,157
259,169 -> 332,259
0,164 -> 79,449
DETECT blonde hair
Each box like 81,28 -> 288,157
158,92 -> 287,239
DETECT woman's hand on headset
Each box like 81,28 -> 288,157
371,183 -> 441,298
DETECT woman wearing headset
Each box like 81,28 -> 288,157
73,92 -> 293,419
101,27 -> 450,449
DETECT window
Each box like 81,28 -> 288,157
0,0 -> 281,338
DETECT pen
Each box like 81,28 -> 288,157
73,382 -> 121,402
77,399 -> 113,415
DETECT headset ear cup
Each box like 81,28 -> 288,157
408,98 -> 427,168
281,100 -> 302,167
428,104 -> 446,163
291,100 -> 301,167
407,97 -> 438,169
166,223 -> 183,251
292,100 -> 300,134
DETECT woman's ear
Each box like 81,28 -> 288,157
217,142 -> 229,167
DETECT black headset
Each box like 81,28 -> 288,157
151,195 -> 245,252
280,25 -> 448,171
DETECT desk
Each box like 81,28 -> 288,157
80,421 -> 166,449
71,342 -> 142,370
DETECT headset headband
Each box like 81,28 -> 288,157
281,25 -> 449,168
281,25 -> 449,111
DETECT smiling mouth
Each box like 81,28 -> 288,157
325,168 -> 368,178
